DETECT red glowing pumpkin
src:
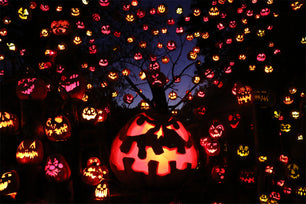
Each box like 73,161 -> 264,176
16,77 -> 48,100
16,139 -> 44,165
59,73 -> 86,100
44,154 -> 71,182
109,112 -> 198,187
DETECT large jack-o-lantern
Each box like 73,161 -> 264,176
109,113 -> 198,187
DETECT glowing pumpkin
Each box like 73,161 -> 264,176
16,139 -> 44,164
109,113 -> 198,187
94,182 -> 110,201
0,112 -> 19,134
0,170 -> 19,198
59,73 -> 86,100
16,77 -> 48,100
45,115 -> 71,142
44,154 -> 71,182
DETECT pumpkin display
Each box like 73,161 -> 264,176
45,115 -> 71,142
0,170 -> 19,197
16,139 -> 44,164
16,77 -> 48,100
109,112 -> 198,187
44,154 -> 71,182
0,112 -> 19,134
59,73 -> 86,100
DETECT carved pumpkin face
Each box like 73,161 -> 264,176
211,165 -> 226,183
239,169 -> 255,184
59,73 -> 86,100
45,115 -> 71,141
228,113 -> 240,128
16,139 -> 44,164
51,20 -> 70,35
200,137 -> 220,156
193,106 -> 206,119
149,61 -> 160,72
82,166 -> 104,185
82,107 -> 97,121
86,157 -> 101,167
123,94 -> 134,104
237,85 -> 252,104
16,77 -> 48,100
101,25 -> 111,35
296,186 -> 306,197
237,145 -> 249,157
147,72 -> 167,87
18,7 -> 30,20
0,170 -> 19,196
44,154 -> 71,182
209,120 -> 224,139
287,163 -> 300,179
109,113 -> 198,186
0,112 -> 19,134
167,40 -> 176,51
94,182 -> 110,201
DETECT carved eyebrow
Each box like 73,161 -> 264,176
29,141 -> 36,149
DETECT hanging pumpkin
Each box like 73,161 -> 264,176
0,170 -> 19,198
123,94 -> 134,104
0,112 -> 19,134
109,113 -> 198,187
16,139 -> 44,165
50,20 -> 70,35
16,77 -> 48,100
44,154 -> 71,182
45,115 -> 71,142
59,73 -> 86,100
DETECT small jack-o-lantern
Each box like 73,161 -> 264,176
193,106 -> 206,119
96,109 -> 108,123
94,182 -> 110,201
287,163 -> 300,179
0,170 -> 19,198
237,145 -> 249,157
167,40 -> 176,51
109,112 -> 198,187
200,137 -> 220,156
45,115 -> 71,141
0,112 -> 19,134
101,25 -> 111,35
44,154 -> 71,182
16,139 -> 44,164
149,61 -> 160,72
18,7 -> 31,20
168,91 -> 177,100
240,169 -> 255,184
296,186 -> 306,197
228,113 -> 240,129
139,100 -> 150,110
82,165 -> 104,186
82,107 -> 97,122
86,157 -> 101,167
123,94 -> 134,104
59,73 -> 86,100
147,71 -> 167,87
237,85 -> 253,104
16,77 -> 48,100
211,165 -> 226,183
208,120 -> 224,139
51,20 -> 70,35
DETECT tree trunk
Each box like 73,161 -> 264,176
151,86 -> 169,114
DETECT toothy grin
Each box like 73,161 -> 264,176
0,181 -> 8,191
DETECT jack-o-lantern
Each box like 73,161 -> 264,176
96,109 -> 108,123
16,139 -> 44,164
101,25 -> 111,35
86,157 -> 101,167
0,170 -> 19,198
237,145 -> 249,157
193,106 -> 206,119
94,182 -> 110,201
18,7 -> 31,21
208,120 -> 224,139
149,61 -> 160,72
123,94 -> 134,104
0,112 -> 19,134
200,137 -> 220,156
296,186 -> 306,197
237,85 -> 253,104
16,77 -> 48,100
209,7 -> 219,16
287,163 -> 300,179
82,166 -> 104,186
228,113 -> 240,129
82,107 -> 97,122
167,40 -> 176,51
240,169 -> 255,184
45,115 -> 71,142
59,73 -> 86,100
168,91 -> 177,100
109,113 -> 198,187
44,154 -> 71,182
139,100 -> 150,110
99,0 -> 110,7
157,4 -> 168,15
147,71 -> 167,87
211,165 -> 226,183
51,20 -> 70,35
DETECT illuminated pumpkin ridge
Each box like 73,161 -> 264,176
109,113 -> 198,186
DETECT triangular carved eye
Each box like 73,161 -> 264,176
29,141 -> 36,149
19,141 -> 24,150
